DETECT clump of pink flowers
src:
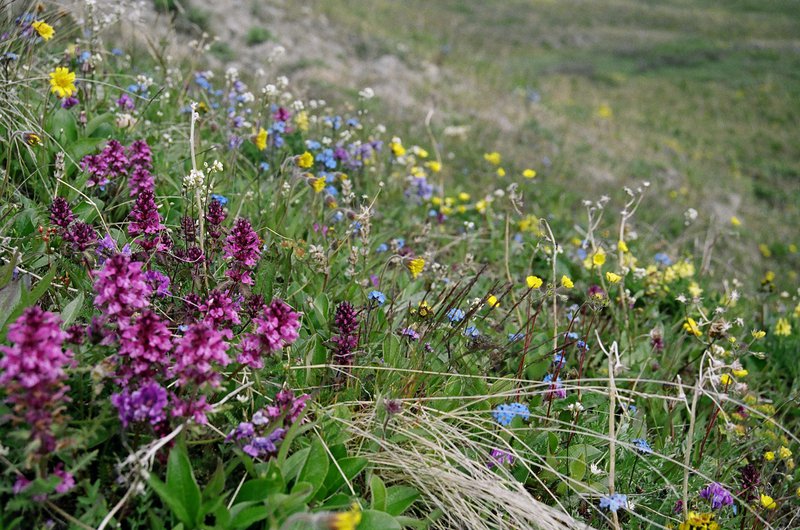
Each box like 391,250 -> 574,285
93,253 -> 152,319
330,301 -> 359,367
224,217 -> 261,285
0,306 -> 73,454
238,298 -> 301,369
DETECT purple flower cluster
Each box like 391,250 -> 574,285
49,197 -> 75,229
115,311 -> 173,383
128,190 -> 166,252
111,381 -> 169,428
173,322 -> 231,389
227,387 -> 310,459
50,197 -> 98,252
206,198 -> 227,240
81,139 -> 129,188
700,482 -> 734,510
238,298 -> 301,369
224,218 -> 261,285
93,253 -> 152,319
487,448 -> 515,469
0,307 -> 73,453
201,289 -> 242,328
330,301 -> 359,367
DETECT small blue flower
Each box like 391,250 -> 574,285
553,352 -> 566,367
464,326 -> 480,338
508,332 -> 525,343
599,493 -> 627,512
632,438 -> 653,455
492,403 -> 530,426
654,253 -> 672,266
111,48 -> 124,56
210,194 -> 228,206
259,162 -> 270,172
576,340 -> 589,351
446,308 -> 465,323
375,243 -> 389,253
368,290 -> 386,306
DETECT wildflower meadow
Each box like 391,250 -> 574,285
1,1 -> 799,529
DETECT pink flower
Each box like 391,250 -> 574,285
237,298 -> 301,369
173,322 -> 231,389
93,253 -> 152,319
224,218 -> 261,285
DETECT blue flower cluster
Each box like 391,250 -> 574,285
447,308 -> 465,323
368,290 -> 386,306
599,493 -> 628,512
492,403 -> 530,426
632,438 -> 654,454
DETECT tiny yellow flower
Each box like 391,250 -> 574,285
775,317 -> 792,336
596,103 -> 613,119
458,192 -> 470,202
496,167 -> 506,177
730,216 -> 741,226
407,257 -> 424,279
417,301 -> 433,318
329,502 -> 362,530
487,294 -> 500,308
751,330 -> 766,339
760,494 -> 777,510
688,281 -> 703,298
311,176 -> 326,193
32,20 -> 55,41
561,275 -> 574,289
779,446 -> 793,459
618,240 -> 629,253
522,168 -> 537,179
390,138 -> 406,157
720,374 -> 732,386
297,151 -> 314,169
759,243 -> 771,258
790,243 -> 798,253
592,249 -> 606,267
23,132 -> 42,146
254,127 -> 268,151
431,197 -> 442,206
606,271 -> 622,284
426,160 -> 441,173
526,275 -> 543,289
295,110 -> 309,132
732,369 -> 748,378
764,451 -> 775,461
475,199 -> 487,214
49,67 -> 76,98
483,151 -> 501,166
683,318 -> 702,337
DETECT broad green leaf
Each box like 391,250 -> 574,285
282,447 -> 309,483
147,474 -> 191,527
165,445 -> 201,528
203,460 -> 226,500
384,486 -> 419,516
297,437 -> 329,499
320,456 -> 368,499
569,452 -> 586,482
358,510 -> 402,530
60,292 -> 84,326
370,475 -> 387,512
229,503 -> 269,529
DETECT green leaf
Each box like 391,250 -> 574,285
48,109 -> 78,144
60,292 -> 84,326
384,486 -> 419,516
568,452 -> 586,482
148,474 -> 191,527
233,476 -> 284,504
358,510 -> 402,530
229,503 -> 269,529
281,447 -> 309,483
203,460 -> 226,500
370,475 -> 387,512
297,437 -> 329,499
166,445 -> 201,528
321,456 -> 368,498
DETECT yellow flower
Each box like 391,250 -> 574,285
254,127 -> 268,151
407,257 -> 424,279
49,67 -> 76,98
522,168 -> 537,179
605,271 -> 622,284
526,275 -> 543,289
679,511 -> 718,530
416,301 -> 433,318
764,451 -> 775,461
329,503 -> 362,530
732,369 -> 748,378
596,103 -> 613,119
311,176 -> 326,193
775,317 -> 791,336
720,374 -> 732,386
483,152 -> 501,165
431,197 -> 442,206
496,167 -> 506,177
23,132 -> 42,146
389,138 -> 405,157
688,281 -> 703,298
760,494 -> 777,510
592,249 -> 606,267
475,199 -> 487,214
683,318 -> 702,337
458,192 -> 470,202
759,243 -> 771,258
730,216 -> 741,226
426,160 -> 441,173
751,330 -> 766,339
561,275 -> 573,289
295,110 -> 309,132
779,446 -> 793,459
486,294 -> 500,308
297,151 -> 314,169
32,20 -> 55,41
618,240 -> 629,253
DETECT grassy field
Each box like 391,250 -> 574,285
308,0 -> 800,272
